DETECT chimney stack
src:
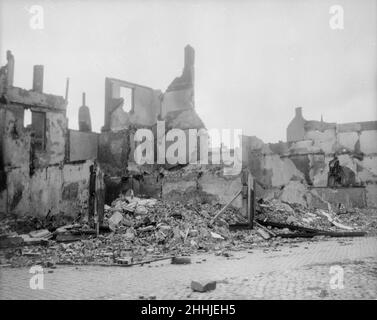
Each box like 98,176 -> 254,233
6,50 -> 15,87
78,92 -> 92,132
32,65 -> 44,93
295,107 -> 302,118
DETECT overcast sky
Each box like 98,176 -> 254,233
1,0 -> 376,143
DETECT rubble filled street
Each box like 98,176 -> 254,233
1,193 -> 376,268
1,0 -> 377,304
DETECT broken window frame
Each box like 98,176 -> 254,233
119,86 -> 135,114
31,110 -> 47,152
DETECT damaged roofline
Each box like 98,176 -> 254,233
105,77 -> 156,92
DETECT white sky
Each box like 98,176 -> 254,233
1,0 -> 376,143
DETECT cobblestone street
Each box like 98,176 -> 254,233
1,236 -> 377,300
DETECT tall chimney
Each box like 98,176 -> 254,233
79,92 -> 92,132
32,65 -> 44,93
184,45 -> 195,70
295,107 -> 302,118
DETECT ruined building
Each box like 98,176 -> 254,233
0,51 -> 102,223
1,46 -> 376,223
241,107 -> 377,209
98,45 -> 206,201
102,45 -> 203,133
0,46 -> 207,220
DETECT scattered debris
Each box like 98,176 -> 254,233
191,280 -> 217,292
116,257 -> 133,265
108,212 -> 124,231
318,210 -> 354,231
256,228 -> 271,240
256,198 -> 374,236
171,257 -> 191,265
210,232 -> 224,240
0,236 -> 23,249
0,192 -> 374,268
29,229 -> 52,239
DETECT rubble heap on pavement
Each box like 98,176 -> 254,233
1,191 -> 376,268
0,196 -> 259,267
256,199 -> 377,236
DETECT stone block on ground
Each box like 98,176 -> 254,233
108,211 -> 124,231
256,228 -> 271,240
116,257 -> 133,265
191,280 -> 217,292
171,257 -> 191,265
29,229 -> 51,239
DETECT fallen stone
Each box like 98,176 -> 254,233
125,228 -> 136,241
20,234 -> 48,246
191,280 -> 217,292
108,211 -> 124,231
22,251 -> 41,257
55,226 -> 68,234
256,228 -> 271,240
171,257 -> 191,265
210,232 -> 224,240
56,233 -> 82,242
277,202 -> 295,214
188,229 -> 199,237
135,205 -> 148,215
138,225 -> 154,232
116,257 -> 133,265
286,216 -> 298,225
190,240 -> 197,247
43,261 -> 56,268
29,229 -> 51,239
159,225 -> 172,232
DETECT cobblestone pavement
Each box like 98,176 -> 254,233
1,237 -> 377,300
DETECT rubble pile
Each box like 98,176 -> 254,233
256,199 -> 376,235
1,194 -> 375,268
0,197 -> 264,267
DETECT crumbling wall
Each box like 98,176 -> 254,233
0,54 -> 101,218
283,108 -> 377,208
98,129 -> 131,177
241,135 -> 305,190
161,45 -> 195,118
68,130 -> 98,162
98,45 -> 209,203
104,78 -> 161,132
161,165 -> 243,208
242,126 -> 377,208
0,101 -> 93,216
